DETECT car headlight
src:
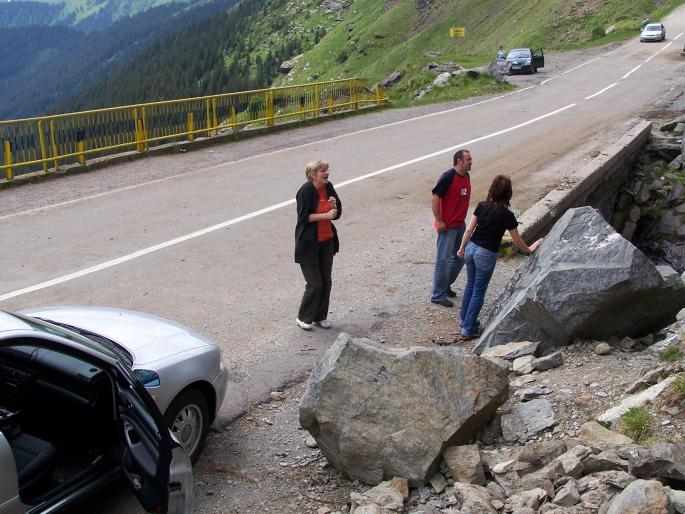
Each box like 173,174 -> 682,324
134,369 -> 161,388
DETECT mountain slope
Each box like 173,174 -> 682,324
0,0 -> 239,119
4,0 -> 682,119
0,0 -> 197,31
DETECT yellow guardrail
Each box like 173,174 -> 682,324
0,78 -> 388,180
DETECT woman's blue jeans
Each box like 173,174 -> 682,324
460,241 -> 498,336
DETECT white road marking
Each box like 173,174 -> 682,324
675,32 -> 683,41
585,83 -> 618,100
0,103 -> 576,302
646,42 -> 673,62
562,57 -> 600,75
0,87 -> 535,222
622,65 -> 642,79
541,75 -> 559,85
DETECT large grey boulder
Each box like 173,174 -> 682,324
299,333 -> 509,486
475,207 -> 685,354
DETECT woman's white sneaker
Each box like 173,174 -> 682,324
296,318 -> 313,330
313,320 -> 331,329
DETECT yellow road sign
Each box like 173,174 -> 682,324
450,27 -> 466,38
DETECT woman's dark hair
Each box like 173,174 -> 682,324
486,174 -> 512,211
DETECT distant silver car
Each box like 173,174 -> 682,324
0,307 -> 228,513
640,23 -> 666,42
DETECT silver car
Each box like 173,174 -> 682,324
0,307 -> 228,513
640,23 -> 666,42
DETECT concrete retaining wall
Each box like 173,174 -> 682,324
519,120 -> 653,243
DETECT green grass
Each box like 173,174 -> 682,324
277,0 -> 685,105
619,406 -> 654,443
673,373 -> 685,396
661,345 -> 683,363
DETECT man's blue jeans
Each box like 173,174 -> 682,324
431,224 -> 465,301
460,241 -> 498,336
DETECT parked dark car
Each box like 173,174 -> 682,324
506,48 -> 545,74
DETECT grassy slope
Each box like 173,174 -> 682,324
279,0 -> 685,104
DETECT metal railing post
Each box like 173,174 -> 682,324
205,99 -> 212,136
313,85 -> 320,117
230,107 -> 238,134
49,120 -> 59,171
38,120 -> 48,172
266,90 -> 274,126
350,79 -> 358,109
141,107 -> 149,150
76,130 -> 86,165
327,96 -> 334,115
186,112 -> 195,141
3,140 -> 13,180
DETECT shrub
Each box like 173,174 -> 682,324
660,345 -> 682,363
619,406 -> 654,443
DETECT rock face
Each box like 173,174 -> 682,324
475,207 -> 685,354
299,334 -> 509,486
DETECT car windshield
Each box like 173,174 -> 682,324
40,318 -> 134,366
7,311 -> 130,364
645,24 -> 662,31
508,50 -> 530,58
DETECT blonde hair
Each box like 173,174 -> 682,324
305,160 -> 329,181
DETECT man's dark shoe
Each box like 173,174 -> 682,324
446,288 -> 457,298
431,298 -> 453,307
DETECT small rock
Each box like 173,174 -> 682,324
491,499 -> 504,510
305,436 -> 318,448
579,421 -> 633,450
443,444 -> 485,485
553,478 -> 581,506
605,479 -> 668,513
627,443 -> 685,481
430,472 -> 448,494
575,394 -> 593,406
270,391 -> 286,401
418,486 -> 432,501
594,342 -> 611,355
518,385 -> 552,401
482,341 -> 540,360
533,352 -> 564,371
513,355 -> 536,374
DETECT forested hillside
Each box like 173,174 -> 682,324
57,0 -> 326,112
0,0 -> 238,119
0,0 -> 196,31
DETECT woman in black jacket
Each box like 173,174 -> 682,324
294,160 -> 342,330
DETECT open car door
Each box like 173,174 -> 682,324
533,49 -> 545,69
115,364 -> 193,514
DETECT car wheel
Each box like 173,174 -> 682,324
164,388 -> 209,463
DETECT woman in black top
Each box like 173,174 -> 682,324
456,175 -> 541,339
294,160 -> 342,331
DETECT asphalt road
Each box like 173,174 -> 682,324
2,10 -> 685,432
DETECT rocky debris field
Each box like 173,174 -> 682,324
187,310 -> 685,514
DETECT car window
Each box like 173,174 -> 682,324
508,50 -> 530,58
645,24 -> 662,30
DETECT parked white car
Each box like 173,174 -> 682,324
640,23 -> 666,42
0,307 -> 228,513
